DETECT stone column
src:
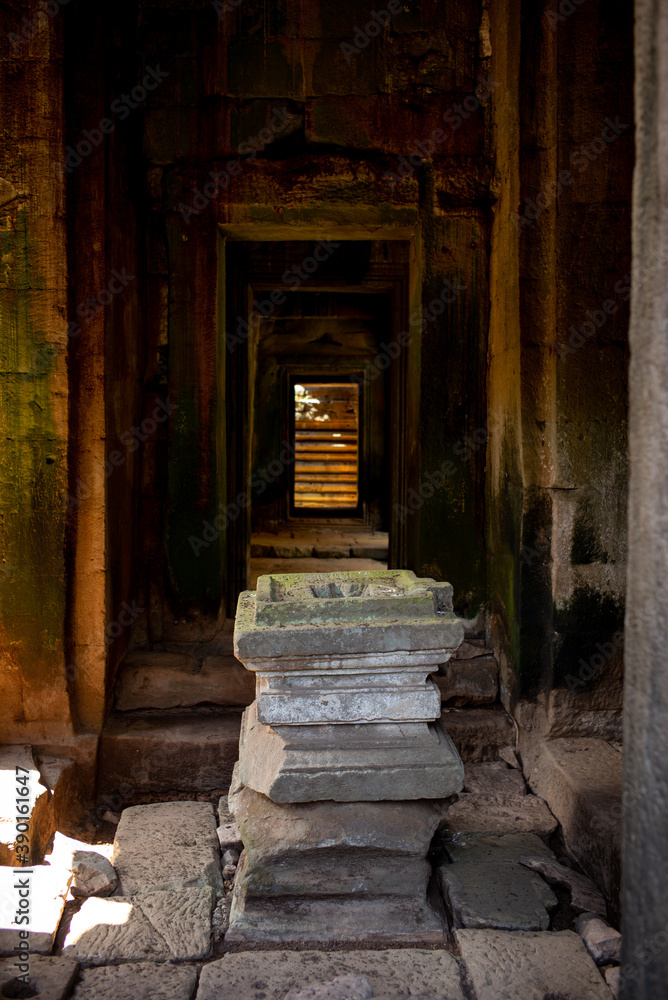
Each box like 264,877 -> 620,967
621,2 -> 668,996
227,569 -> 465,945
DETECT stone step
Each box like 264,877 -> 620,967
115,652 -> 255,711
527,737 -> 622,922
440,706 -> 515,762
97,709 -> 242,804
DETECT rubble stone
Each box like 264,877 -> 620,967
216,821 -> 243,852
519,855 -> 607,916
71,851 -> 118,897
576,912 -> 622,964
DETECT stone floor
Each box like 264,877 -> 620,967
0,758 -> 620,1000
250,525 -> 388,587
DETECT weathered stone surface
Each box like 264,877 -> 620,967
456,929 -> 614,999
528,738 -> 621,912
71,851 -> 118,897
97,710 -> 241,799
63,887 -> 214,965
216,821 -> 243,852
451,639 -> 493,659
112,801 -> 223,895
441,708 -> 514,762
0,955 -> 79,1000
498,746 -> 521,770
0,864 -> 70,956
463,762 -> 526,796
444,832 -> 554,866
115,653 -> 255,710
444,790 -> 557,838
239,702 -> 464,802
226,774 -> 449,944
71,961 -> 198,999
284,975 -> 373,1000
195,949 -> 465,1000
438,861 -> 557,930
576,912 -> 622,964
433,657 -> 498,706
604,965 -> 620,997
519,855 -> 607,916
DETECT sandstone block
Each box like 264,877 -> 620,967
463,762 -> 526,796
112,801 -> 223,895
519,856 -> 607,917
452,639 -> 493,659
226,776 -> 450,945
434,656 -> 498,706
438,861 -> 557,930
284,975 -> 373,1000
444,791 -> 557,839
456,928 -> 614,999
195,949 -> 465,1000
216,821 -> 243,852
63,887 -> 214,965
115,653 -> 255,710
0,955 -> 79,1000
71,961 -> 198,1000
576,912 -> 622,964
71,851 -> 118,897
441,707 -> 514,762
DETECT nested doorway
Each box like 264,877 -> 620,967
223,237 -> 416,614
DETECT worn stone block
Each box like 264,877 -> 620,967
112,801 -> 223,895
438,861 -> 557,930
115,652 -> 255,710
0,955 -> 79,1000
216,822 -> 243,853
195,949 -> 465,1000
528,738 -> 622,913
441,708 -> 515,762
72,961 -> 198,1000
520,856 -> 607,917
456,929 -> 613,1000
97,710 -> 241,798
434,656 -> 498,706
226,774 -> 449,945
63,887 -> 214,965
463,762 -> 526,796
285,976 -> 373,1000
238,702 -> 464,802
444,791 -> 557,839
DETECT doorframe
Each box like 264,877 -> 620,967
217,219 -> 423,617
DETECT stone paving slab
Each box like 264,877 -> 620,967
0,955 -> 79,1000
439,861 -> 557,931
71,961 -> 198,999
196,949 -> 465,1000
0,864 -> 70,955
112,802 -> 223,895
456,929 -> 614,999
62,886 -> 214,965
445,791 -> 557,838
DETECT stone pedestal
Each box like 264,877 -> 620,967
228,569 -> 465,944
